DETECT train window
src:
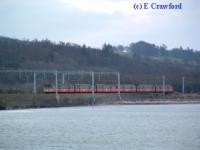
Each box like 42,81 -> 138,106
66,85 -> 71,89
81,85 -> 91,89
99,85 -> 103,89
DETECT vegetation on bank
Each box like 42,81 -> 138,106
0,93 -> 200,110
0,36 -> 200,92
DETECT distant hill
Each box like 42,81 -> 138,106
113,41 -> 200,65
0,36 -> 200,92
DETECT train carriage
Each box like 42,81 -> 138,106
137,84 -> 155,93
74,84 -> 92,93
44,83 -> 174,94
59,85 -> 75,93
96,84 -> 118,93
120,84 -> 136,93
155,84 -> 174,93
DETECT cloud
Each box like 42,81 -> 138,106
61,0 -> 132,15
0,0 -> 199,49
60,0 -> 154,25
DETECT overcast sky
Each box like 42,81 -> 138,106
0,0 -> 199,50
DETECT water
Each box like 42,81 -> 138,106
0,104 -> 200,150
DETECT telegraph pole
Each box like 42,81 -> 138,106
43,71 -> 46,80
55,71 -> 59,104
33,72 -> 37,94
62,73 -> 65,85
162,76 -> 165,96
182,77 -> 185,94
117,72 -> 121,100
98,72 -> 101,81
91,72 -> 95,105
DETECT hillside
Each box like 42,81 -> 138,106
0,36 -> 200,92
114,41 -> 200,65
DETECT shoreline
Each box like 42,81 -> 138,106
114,100 -> 200,105
1,93 -> 200,110
1,101 -> 200,112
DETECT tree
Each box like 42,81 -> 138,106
102,43 -> 113,54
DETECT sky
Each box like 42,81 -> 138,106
0,0 -> 200,50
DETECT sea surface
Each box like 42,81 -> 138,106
0,104 -> 200,150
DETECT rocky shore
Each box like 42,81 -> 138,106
0,93 -> 200,110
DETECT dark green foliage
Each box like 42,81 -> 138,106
125,41 -> 200,65
0,36 -> 200,92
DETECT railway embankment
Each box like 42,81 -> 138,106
0,93 -> 200,110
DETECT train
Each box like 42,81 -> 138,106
44,84 -> 174,94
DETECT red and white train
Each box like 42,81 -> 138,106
44,84 -> 174,94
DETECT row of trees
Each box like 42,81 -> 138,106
0,36 -> 200,92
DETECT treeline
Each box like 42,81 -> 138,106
113,41 -> 200,65
0,36 -> 200,92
